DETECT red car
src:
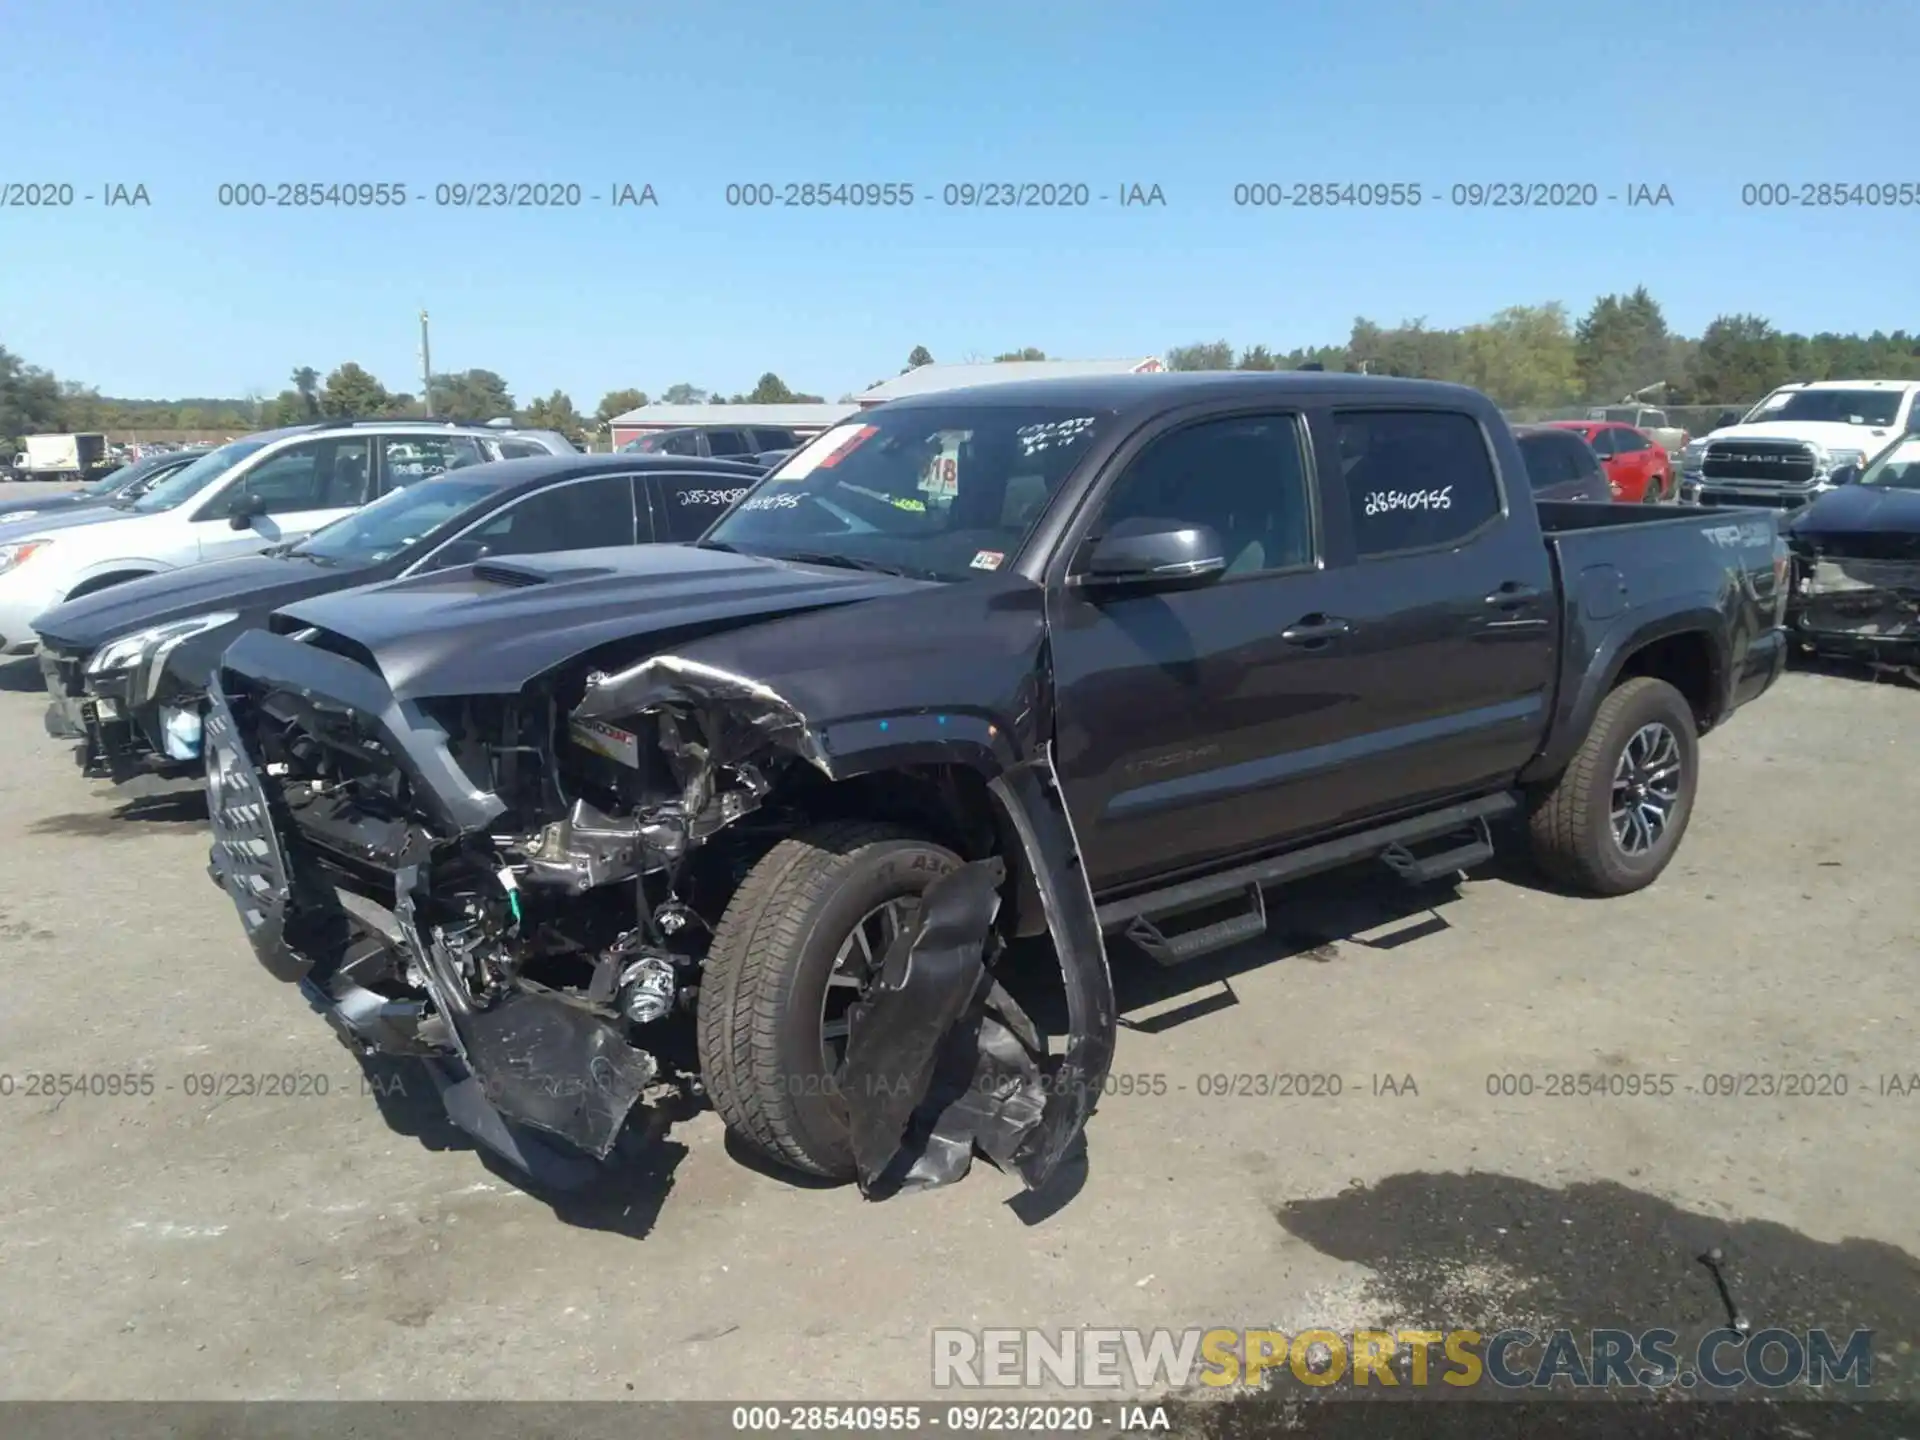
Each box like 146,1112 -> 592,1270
1546,421 -> 1673,503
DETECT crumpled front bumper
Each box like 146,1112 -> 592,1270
37,644 -> 192,780
1791,555 -> 1920,664
203,673 -> 657,1180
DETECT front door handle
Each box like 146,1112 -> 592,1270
1485,582 -> 1542,607
1281,614 -> 1353,645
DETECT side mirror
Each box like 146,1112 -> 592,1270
1715,410 -> 1740,430
227,492 -> 267,529
1073,518 -> 1227,592
1827,465 -> 1860,487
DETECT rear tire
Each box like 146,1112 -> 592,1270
1528,676 -> 1698,896
697,820 -> 963,1180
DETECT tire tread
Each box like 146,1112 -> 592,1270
1528,675 -> 1692,894
696,819 -> 922,1177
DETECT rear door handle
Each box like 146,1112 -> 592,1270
1281,614 -> 1353,645
1485,582 -> 1542,607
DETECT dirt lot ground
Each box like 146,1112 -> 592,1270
0,493 -> 1912,1413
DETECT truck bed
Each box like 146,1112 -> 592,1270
1534,499 -> 1774,535
1523,499 -> 1786,787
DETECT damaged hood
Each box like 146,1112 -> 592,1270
35,553 -> 376,651
271,544 -> 938,699
1789,485 -> 1920,546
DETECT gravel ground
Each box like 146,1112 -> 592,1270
0,516 -> 1911,1417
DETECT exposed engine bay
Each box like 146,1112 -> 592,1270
1791,542 -> 1920,677
207,629 -> 1113,1198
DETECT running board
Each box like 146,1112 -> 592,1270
1095,792 -> 1519,942
1124,884 -> 1268,967
1380,817 -> 1496,886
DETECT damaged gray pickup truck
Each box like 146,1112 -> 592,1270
204,373 -> 1789,1199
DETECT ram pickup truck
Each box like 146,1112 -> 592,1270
1680,379 -> 1920,509
203,373 -> 1788,1202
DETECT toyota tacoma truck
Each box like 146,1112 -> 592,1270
202,373 -> 1789,1201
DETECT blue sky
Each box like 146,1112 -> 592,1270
6,0 -> 1917,408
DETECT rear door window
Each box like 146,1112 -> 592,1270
1335,409 -> 1503,557
704,429 -> 752,457
460,474 -> 638,556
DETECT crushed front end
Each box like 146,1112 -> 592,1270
1789,535 -> 1920,670
38,626 -> 213,782
204,621 -> 1113,1196
205,629 -> 717,1175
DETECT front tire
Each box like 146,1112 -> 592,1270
697,820 -> 963,1180
1527,676 -> 1698,895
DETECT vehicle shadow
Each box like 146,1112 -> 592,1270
1786,647 -> 1920,689
1004,859 -> 1470,1038
357,1053 -> 691,1241
28,786 -> 208,839
1183,1169 -> 1918,1433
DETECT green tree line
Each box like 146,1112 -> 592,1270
0,352 -> 828,450
1162,289 -> 1920,409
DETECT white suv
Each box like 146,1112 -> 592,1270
0,420 -> 574,654
1679,380 -> 1920,509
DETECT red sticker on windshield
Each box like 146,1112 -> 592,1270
815,425 -> 878,469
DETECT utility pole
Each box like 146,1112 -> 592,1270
420,310 -> 433,417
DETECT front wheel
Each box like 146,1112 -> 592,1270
696,820 -> 963,1180
1527,676 -> 1699,895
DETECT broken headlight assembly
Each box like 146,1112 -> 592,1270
87,611 -> 237,697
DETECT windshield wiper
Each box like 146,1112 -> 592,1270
695,539 -> 740,553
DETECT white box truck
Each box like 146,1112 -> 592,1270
10,433 -> 109,483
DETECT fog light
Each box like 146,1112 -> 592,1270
92,697 -> 121,721
161,706 -> 203,760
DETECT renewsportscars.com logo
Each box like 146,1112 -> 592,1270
932,1327 -> 1875,1392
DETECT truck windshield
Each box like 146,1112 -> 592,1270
289,474 -> 501,564
702,406 -> 1108,581
127,439 -> 270,513
1857,440 -> 1920,489
1743,390 -> 1904,427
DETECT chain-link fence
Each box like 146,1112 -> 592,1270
1503,403 -> 1753,437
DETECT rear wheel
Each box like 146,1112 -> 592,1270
696,820 -> 962,1180
1528,676 -> 1698,895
